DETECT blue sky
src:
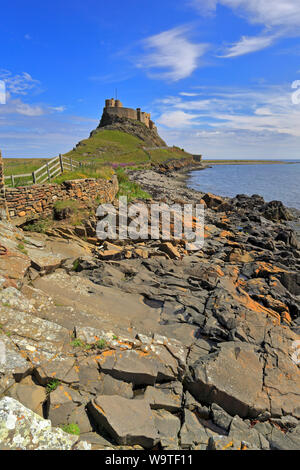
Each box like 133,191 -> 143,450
1,0 -> 300,159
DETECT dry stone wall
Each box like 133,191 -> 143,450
5,175 -> 118,220
0,150 -> 8,220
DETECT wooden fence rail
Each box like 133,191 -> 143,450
4,154 -> 82,187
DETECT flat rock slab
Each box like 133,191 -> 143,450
152,409 -> 181,448
89,395 -> 159,448
27,247 -> 65,273
97,348 -> 178,385
187,342 -> 269,419
0,333 -> 31,380
144,382 -> 183,411
35,356 -> 79,385
0,397 -> 91,450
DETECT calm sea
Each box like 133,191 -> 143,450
187,162 -> 300,210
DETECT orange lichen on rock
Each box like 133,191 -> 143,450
237,288 -> 281,324
254,262 -> 287,277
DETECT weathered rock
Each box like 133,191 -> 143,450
97,348 -> 178,386
89,395 -> 159,448
180,409 -> 209,449
202,193 -> 224,209
0,397 -> 91,450
143,382 -> 182,412
229,416 -> 269,450
159,242 -> 181,259
5,377 -> 45,417
186,342 -> 269,419
152,409 -> 181,448
211,403 -> 233,431
35,357 -> 79,386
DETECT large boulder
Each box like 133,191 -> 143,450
186,342 -> 269,418
89,395 -> 159,448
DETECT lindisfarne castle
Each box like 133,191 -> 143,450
102,98 -> 157,133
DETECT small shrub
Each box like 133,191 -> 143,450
70,338 -> 91,350
70,338 -> 85,348
72,259 -> 80,271
61,423 -> 80,436
46,379 -> 60,394
23,218 -> 51,234
96,339 -> 107,350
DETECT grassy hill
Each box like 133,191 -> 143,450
63,128 -> 191,166
3,121 -> 193,183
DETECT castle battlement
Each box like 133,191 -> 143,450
103,98 -> 157,131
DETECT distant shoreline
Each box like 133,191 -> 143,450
203,159 -> 299,165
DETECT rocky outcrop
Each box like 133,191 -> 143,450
97,113 -> 166,148
0,167 -> 299,450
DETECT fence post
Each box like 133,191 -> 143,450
11,175 -> 14,187
32,171 -> 36,184
59,154 -> 64,173
70,157 -> 73,171
46,162 -> 51,181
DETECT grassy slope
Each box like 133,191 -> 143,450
4,158 -> 49,176
3,129 -> 192,183
63,129 -> 191,165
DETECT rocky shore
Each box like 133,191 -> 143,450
0,163 -> 299,450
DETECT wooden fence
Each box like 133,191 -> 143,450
4,154 -> 82,187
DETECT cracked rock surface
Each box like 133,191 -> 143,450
0,167 -> 299,450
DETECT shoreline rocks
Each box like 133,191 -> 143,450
0,164 -> 299,450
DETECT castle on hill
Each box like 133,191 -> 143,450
103,98 -> 157,132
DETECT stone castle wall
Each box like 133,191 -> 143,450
104,99 -> 157,131
104,106 -> 138,121
5,176 -> 118,220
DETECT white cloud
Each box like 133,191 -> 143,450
191,1 -> 300,57
179,92 -> 200,96
192,0 -> 300,28
0,70 -> 40,95
49,106 -> 66,112
158,110 -> 201,127
221,34 -> 278,57
138,27 -> 208,81
155,84 -> 300,157
15,103 -> 45,116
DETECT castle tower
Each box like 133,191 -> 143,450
115,100 -> 123,108
105,98 -> 115,108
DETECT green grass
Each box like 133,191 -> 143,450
46,379 -> 60,394
54,199 -> 81,211
96,339 -> 107,350
116,169 -> 151,201
64,129 -> 149,165
3,158 -> 50,187
60,423 -> 80,436
3,158 -> 49,176
70,338 -> 91,350
3,127 -> 193,188
52,164 -> 114,184
148,147 -> 191,163
17,242 -> 28,255
64,129 -> 192,166
23,218 -> 52,233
